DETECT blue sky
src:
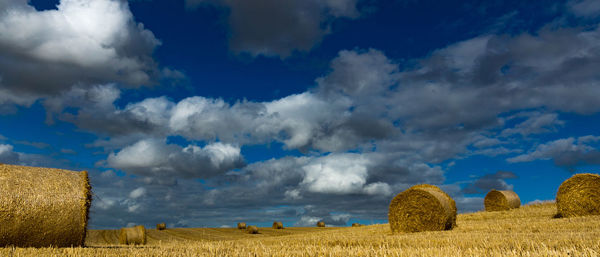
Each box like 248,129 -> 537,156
1,0 -> 600,229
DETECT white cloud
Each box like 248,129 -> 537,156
129,187 -> 146,199
507,136 -> 600,168
0,144 -> 19,164
568,0 -> 600,18
294,216 -> 321,227
300,153 -> 370,194
0,0 -> 160,106
363,182 -> 392,196
107,139 -> 245,178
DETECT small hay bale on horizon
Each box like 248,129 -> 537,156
156,223 -> 166,230
119,225 -> 147,245
237,222 -> 247,229
246,225 -> 259,234
272,221 -> 283,229
388,184 -> 456,233
317,221 -> 325,227
351,223 -> 362,227
484,190 -> 521,211
556,173 -> 600,218
0,164 -> 92,247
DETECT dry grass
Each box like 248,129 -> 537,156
484,190 -> 521,211
1,203 -> 599,256
556,173 -> 600,218
0,164 -> 91,247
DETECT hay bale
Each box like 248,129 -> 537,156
484,190 -> 521,211
317,221 -> 325,227
156,223 -> 166,230
556,173 -> 600,218
246,225 -> 258,234
237,222 -> 247,229
351,223 -> 362,227
0,164 -> 92,247
272,221 -> 283,229
119,225 -> 146,245
410,184 -> 457,228
388,184 -> 456,233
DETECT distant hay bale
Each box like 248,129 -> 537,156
246,225 -> 258,234
272,221 -> 283,229
317,221 -> 325,227
556,173 -> 600,218
119,225 -> 146,245
156,223 -> 166,230
388,184 -> 456,233
484,190 -> 521,211
0,164 -> 92,247
351,223 -> 362,227
237,222 -> 247,229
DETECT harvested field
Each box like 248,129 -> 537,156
1,203 -> 599,256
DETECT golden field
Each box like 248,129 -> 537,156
1,202 -> 599,257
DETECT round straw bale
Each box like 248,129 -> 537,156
156,223 -> 166,230
484,190 -> 520,211
237,222 -> 247,229
410,184 -> 457,228
119,225 -> 147,245
0,164 -> 92,247
246,225 -> 259,234
272,221 -> 283,229
556,173 -> 600,218
351,223 -> 362,227
388,184 -> 456,233
317,221 -> 325,227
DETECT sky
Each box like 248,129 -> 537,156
1,0 -> 600,229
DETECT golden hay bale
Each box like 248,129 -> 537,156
237,222 -> 247,229
351,223 -> 362,227
119,225 -> 146,245
556,173 -> 600,218
156,223 -> 166,230
0,164 -> 92,247
272,221 -> 283,229
484,190 -> 521,211
410,184 -> 457,228
317,221 -> 325,227
388,184 -> 456,233
246,225 -> 259,234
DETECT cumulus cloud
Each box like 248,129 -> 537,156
507,136 -> 600,170
462,171 -> 518,194
107,138 -> 245,178
568,0 -> 600,18
501,112 -> 564,137
0,0 -> 160,108
129,187 -> 147,199
185,0 -> 361,57
34,10 -> 600,229
300,153 -> 371,194
0,144 -> 19,164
